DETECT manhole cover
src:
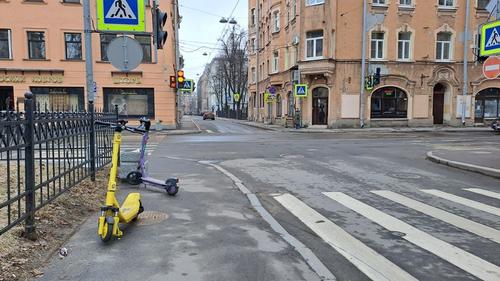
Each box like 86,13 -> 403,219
136,211 -> 169,226
387,173 -> 422,179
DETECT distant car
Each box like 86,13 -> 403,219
491,118 -> 500,131
203,111 -> 215,120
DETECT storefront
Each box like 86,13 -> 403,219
475,88 -> 500,123
0,86 -> 14,110
103,88 -> 155,118
30,87 -> 84,111
371,87 -> 408,119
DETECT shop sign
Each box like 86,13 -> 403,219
32,76 -> 64,84
112,77 -> 142,84
0,75 -> 26,83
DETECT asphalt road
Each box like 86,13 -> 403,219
40,116 -> 500,281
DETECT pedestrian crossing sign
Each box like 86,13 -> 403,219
480,20 -> 500,56
294,84 -> 308,98
180,79 -> 194,92
97,0 -> 145,32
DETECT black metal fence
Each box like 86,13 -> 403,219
216,108 -> 248,120
0,93 -> 116,238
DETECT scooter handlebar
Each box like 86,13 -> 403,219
95,120 -> 147,134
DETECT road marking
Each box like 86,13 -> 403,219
274,193 -> 417,281
202,163 -> 336,281
421,189 -> 500,217
191,117 -> 201,131
206,129 -> 214,134
324,192 -> 500,281
371,190 -> 500,244
464,188 -> 500,200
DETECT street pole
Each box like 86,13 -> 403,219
462,0 -> 471,126
359,0 -> 368,128
255,2 -> 260,122
174,0 -> 181,127
83,0 -> 96,180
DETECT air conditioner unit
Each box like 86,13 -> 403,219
292,36 -> 299,45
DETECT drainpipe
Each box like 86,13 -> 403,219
359,0 -> 368,128
255,1 -> 260,122
462,0 -> 471,126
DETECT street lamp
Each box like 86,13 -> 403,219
219,17 -> 228,23
219,17 -> 237,25
228,18 -> 238,25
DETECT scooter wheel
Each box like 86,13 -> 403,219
126,172 -> 142,185
166,185 -> 178,196
100,221 -> 113,242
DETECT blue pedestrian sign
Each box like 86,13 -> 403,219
481,20 -> 500,57
294,84 -> 308,98
180,79 -> 194,92
97,0 -> 145,32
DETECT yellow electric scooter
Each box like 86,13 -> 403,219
96,119 -> 146,242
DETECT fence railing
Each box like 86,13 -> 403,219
216,108 -> 248,120
0,92 -> 116,239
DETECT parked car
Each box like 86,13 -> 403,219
491,118 -> 500,131
203,111 -> 215,120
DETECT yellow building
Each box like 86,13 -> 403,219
248,0 -> 500,128
0,0 -> 179,128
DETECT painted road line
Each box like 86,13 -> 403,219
274,193 -> 417,281
324,192 -> 500,281
206,129 -> 214,134
421,189 -> 500,217
371,190 -> 500,244
464,188 -> 500,200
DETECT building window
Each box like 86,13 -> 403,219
475,88 -> 500,122
0,29 -> 12,59
104,88 -> 155,118
292,0 -> 297,17
477,0 -> 489,9
276,94 -> 282,117
398,32 -> 411,60
272,51 -> 279,73
251,8 -> 256,26
135,35 -> 151,63
306,30 -> 323,59
371,87 -> 408,118
64,33 -> 82,60
400,0 -> 412,6
370,31 -> 384,60
251,67 -> 256,82
438,0 -> 454,8
30,87 -> 84,111
100,33 -> 116,61
273,11 -> 280,32
27,31 -> 46,60
436,32 -> 452,61
63,0 -> 80,3
373,0 -> 387,5
251,38 -> 256,52
306,0 -> 324,6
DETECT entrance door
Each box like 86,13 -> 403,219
312,87 -> 328,125
433,84 -> 445,125
0,86 -> 14,111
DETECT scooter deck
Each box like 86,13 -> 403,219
142,176 -> 165,186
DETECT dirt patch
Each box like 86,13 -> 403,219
0,169 -> 109,281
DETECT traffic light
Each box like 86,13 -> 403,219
169,76 -> 176,88
365,75 -> 374,90
177,70 -> 185,88
373,67 -> 381,86
154,8 -> 168,49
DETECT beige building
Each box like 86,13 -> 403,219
248,0 -> 500,128
0,0 -> 179,128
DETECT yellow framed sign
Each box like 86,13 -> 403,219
480,20 -> 500,57
97,0 -> 146,32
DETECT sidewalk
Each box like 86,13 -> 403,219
156,116 -> 201,135
221,118 -> 492,133
427,149 -> 500,179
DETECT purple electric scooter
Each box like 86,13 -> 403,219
126,117 -> 179,196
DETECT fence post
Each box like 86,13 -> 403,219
89,101 -> 96,181
115,104 -> 119,121
24,92 -> 37,240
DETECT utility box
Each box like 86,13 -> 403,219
119,149 -> 140,179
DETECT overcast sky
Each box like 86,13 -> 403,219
178,0 -> 248,81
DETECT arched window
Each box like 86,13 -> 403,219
475,88 -> 500,122
371,87 -> 408,118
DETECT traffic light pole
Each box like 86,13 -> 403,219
359,0 -> 368,128
83,0 -> 94,103
174,0 -> 181,127
462,0 -> 471,126
152,0 -> 159,64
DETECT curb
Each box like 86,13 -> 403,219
426,151 -> 500,179
155,130 -> 202,136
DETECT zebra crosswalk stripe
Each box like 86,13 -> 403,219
464,188 -> 500,200
324,192 -> 500,281
274,193 -> 418,281
421,189 -> 500,217
371,190 -> 500,244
